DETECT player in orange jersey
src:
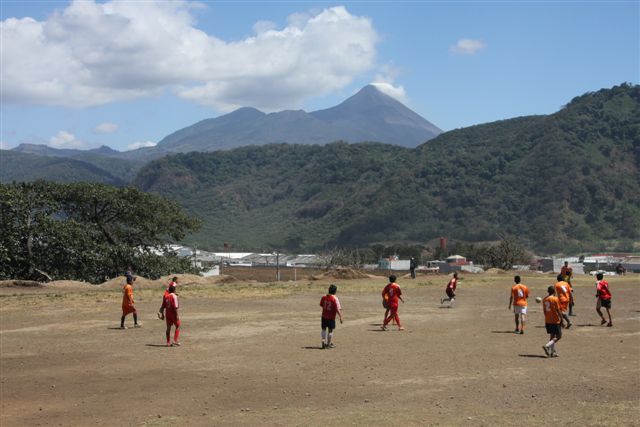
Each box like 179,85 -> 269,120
161,285 -> 181,346
381,275 -> 404,331
120,276 -> 140,329
554,274 -> 573,328
560,262 -> 575,316
320,284 -> 343,349
542,285 -> 565,357
508,275 -> 529,334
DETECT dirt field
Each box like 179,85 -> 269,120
1,272 -> 638,426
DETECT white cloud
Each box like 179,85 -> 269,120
1,1 -> 379,111
371,64 -> 406,103
49,130 -> 84,148
94,122 -> 119,134
127,140 -> 157,150
450,38 -> 486,55
370,82 -> 407,103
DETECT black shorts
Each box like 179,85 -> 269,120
599,299 -> 611,309
446,288 -> 455,298
545,323 -> 562,337
321,318 -> 336,331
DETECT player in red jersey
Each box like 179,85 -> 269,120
595,273 -> 613,327
158,276 -> 179,319
381,275 -> 404,331
120,276 -> 140,329
161,285 -> 181,347
542,285 -> 565,357
320,284 -> 343,349
508,275 -> 529,334
440,272 -> 459,307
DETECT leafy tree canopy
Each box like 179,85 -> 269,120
0,181 -> 201,283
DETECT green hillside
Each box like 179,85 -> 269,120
134,84 -> 640,253
0,150 -> 143,185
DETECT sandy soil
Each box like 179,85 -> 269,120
1,273 -> 638,426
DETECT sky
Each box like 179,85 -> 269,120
1,0 -> 638,152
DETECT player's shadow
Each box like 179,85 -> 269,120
576,323 -> 596,327
145,344 -> 170,348
107,327 -> 126,330
302,346 -> 324,350
518,354 -> 548,359
491,330 -> 518,334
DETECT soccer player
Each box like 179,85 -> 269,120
560,261 -> 576,316
542,285 -> 565,357
120,276 -> 140,329
508,275 -> 529,334
161,285 -> 181,346
554,274 -> 573,328
158,276 -> 179,319
440,272 -> 459,307
320,284 -> 343,349
595,273 -> 613,327
382,275 -> 404,331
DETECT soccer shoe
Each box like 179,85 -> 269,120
380,325 -> 387,331
551,351 -> 559,357
566,322 -> 572,329
134,324 -> 142,328
440,298 -> 444,305
321,342 -> 326,349
542,345 -> 550,357
607,322 -> 613,327
398,327 -> 405,331
172,342 -> 181,346
327,343 -> 336,349
119,326 -> 127,330
514,329 -> 519,333
601,319 -> 607,325
519,330 -> 524,335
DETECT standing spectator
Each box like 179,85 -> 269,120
409,257 -> 417,279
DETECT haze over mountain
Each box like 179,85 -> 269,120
156,85 -> 442,152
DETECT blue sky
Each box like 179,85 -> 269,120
1,1 -> 638,152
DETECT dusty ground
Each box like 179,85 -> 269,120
1,272 -> 638,426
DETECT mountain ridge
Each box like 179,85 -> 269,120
134,83 -> 640,253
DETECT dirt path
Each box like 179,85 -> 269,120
1,274 -> 639,426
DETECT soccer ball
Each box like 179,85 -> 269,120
535,297 -> 542,303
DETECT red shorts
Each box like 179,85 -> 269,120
166,317 -> 181,327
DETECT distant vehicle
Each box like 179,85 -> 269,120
589,270 -> 616,276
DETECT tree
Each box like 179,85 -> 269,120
0,181 -> 201,282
